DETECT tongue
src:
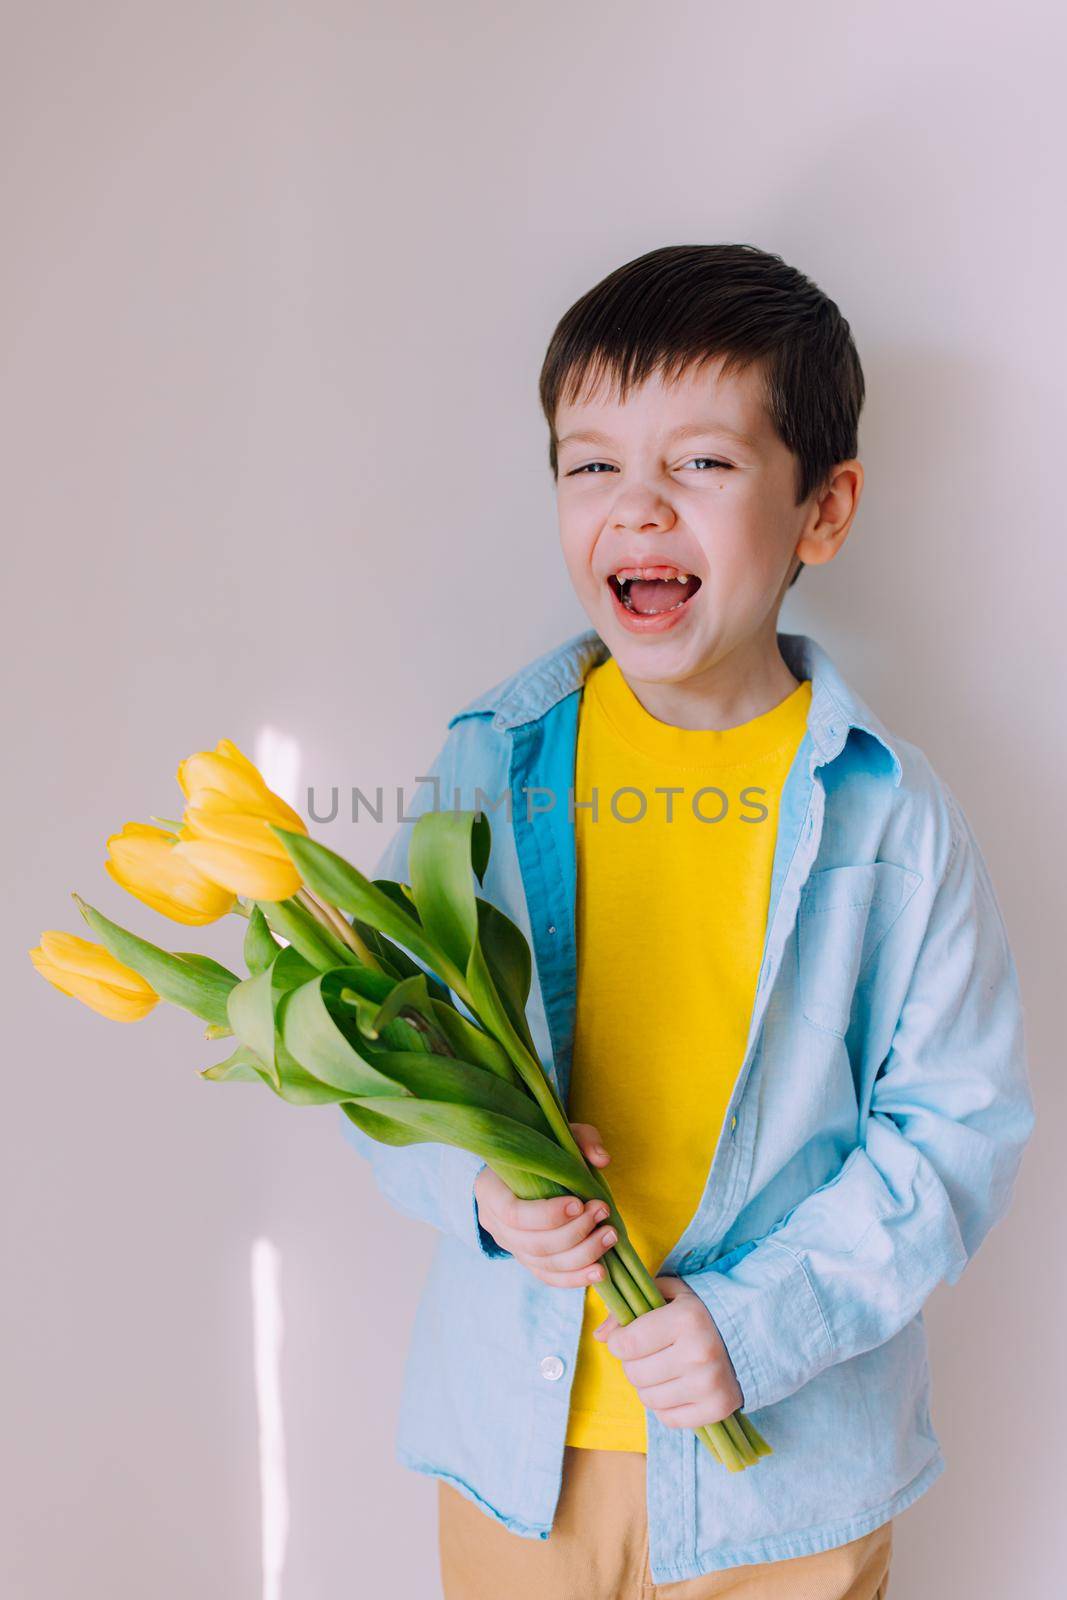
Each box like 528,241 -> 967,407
629,577 -> 697,614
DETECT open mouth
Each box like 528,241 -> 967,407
607,567 -> 702,616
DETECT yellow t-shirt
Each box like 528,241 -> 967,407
564,656 -> 812,1452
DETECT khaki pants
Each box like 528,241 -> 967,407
438,1446 -> 893,1599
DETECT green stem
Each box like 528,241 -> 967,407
588,1271 -> 634,1326
720,1412 -> 756,1465
710,1424 -> 746,1470
603,1249 -> 651,1317
411,929 -> 771,1474
297,889 -> 385,971
596,1248 -> 746,1471
261,897 -> 351,969
735,1411 -> 772,1456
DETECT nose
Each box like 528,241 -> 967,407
611,490 -> 677,538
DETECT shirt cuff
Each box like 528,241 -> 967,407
683,1239 -> 833,1414
441,1148 -> 513,1260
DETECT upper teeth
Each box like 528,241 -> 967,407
614,569 -> 691,583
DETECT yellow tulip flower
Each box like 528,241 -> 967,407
105,822 -> 236,924
29,931 -> 158,1022
174,812 -> 303,900
174,739 -> 308,902
177,739 -> 306,834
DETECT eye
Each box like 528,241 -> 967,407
564,457 -> 733,476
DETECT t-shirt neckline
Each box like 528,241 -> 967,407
585,654 -> 813,769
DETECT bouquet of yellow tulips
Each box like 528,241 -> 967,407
31,739 -> 771,1473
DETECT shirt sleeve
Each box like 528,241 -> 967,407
336,724 -> 512,1262
684,786 -> 1036,1415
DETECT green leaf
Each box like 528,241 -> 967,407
333,988 -> 434,1056
465,933 -> 532,1076
402,812 -> 539,1059
279,972 -> 410,1099
340,1098 -> 598,1196
426,998 -> 520,1084
321,963 -> 426,1053
358,883 -> 452,1002
199,1044 -> 268,1084
265,996 -> 360,1105
407,810 -> 485,973
324,962 -> 395,1006
475,896 -> 537,1056
475,898 -> 531,1008
360,973 -> 436,1039
341,1100 -> 425,1148
73,896 -> 237,1027
343,925 -> 405,982
271,829 -> 458,985
359,1049 -> 551,1134
173,952 -> 243,983
226,945 -> 316,1087
244,905 -> 281,974
258,897 -> 352,970
372,879 -> 427,925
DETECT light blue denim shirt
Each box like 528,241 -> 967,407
341,626 -> 1034,1582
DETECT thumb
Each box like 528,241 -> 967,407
654,1274 -> 695,1302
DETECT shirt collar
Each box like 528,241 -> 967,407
448,626 -> 903,787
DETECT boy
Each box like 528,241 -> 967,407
342,244 -> 1034,1597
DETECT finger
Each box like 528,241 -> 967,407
476,1170 -> 590,1235
518,1260 -> 608,1289
569,1121 -> 611,1165
648,1401 -> 723,1430
593,1314 -> 619,1341
500,1190 -> 602,1234
627,1374 -> 696,1410
615,1347 -> 679,1388
508,1200 -> 612,1259
540,1218 -> 618,1275
605,1304 -> 677,1361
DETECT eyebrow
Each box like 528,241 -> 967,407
556,420 -> 758,451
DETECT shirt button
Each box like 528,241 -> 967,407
547,924 -> 556,935
539,1354 -> 565,1381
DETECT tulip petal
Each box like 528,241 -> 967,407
177,741 -> 306,835
105,822 -> 236,925
174,837 -> 302,902
181,808 -> 297,856
30,934 -> 158,1022
37,930 -> 157,992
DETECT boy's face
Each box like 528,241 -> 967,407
554,358 -> 854,688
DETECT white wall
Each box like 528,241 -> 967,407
3,2 -> 1063,1594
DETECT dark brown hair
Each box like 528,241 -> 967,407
538,244 -> 865,587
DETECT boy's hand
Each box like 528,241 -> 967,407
593,1275 -> 744,1428
473,1122 -> 618,1287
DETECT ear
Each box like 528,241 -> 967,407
794,459 -> 863,570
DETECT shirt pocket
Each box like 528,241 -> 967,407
796,860 -> 923,1037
